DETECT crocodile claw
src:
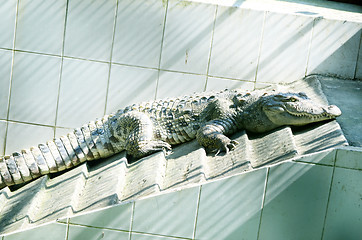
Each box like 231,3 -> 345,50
214,139 -> 239,156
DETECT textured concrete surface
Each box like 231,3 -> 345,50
319,76 -> 362,147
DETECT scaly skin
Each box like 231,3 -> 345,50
0,89 -> 341,187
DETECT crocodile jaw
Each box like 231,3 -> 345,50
264,103 -> 342,126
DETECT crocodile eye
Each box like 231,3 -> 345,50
289,97 -> 298,102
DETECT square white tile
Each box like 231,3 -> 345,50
112,0 -> 166,68
5,122 -> 54,155
64,0 -> 117,61
9,52 -> 61,126
57,58 -> 109,128
70,202 -> 132,231
208,7 -> 264,81
257,12 -> 313,83
335,148 -> 362,170
132,187 -> 199,238
323,167 -> 362,240
160,0 -> 216,74
0,121 -> 6,155
0,49 -> 12,119
68,225 -> 129,240
15,0 -> 67,55
0,0 -> 16,49
259,162 -> 333,240
307,19 -> 361,79
156,71 -> 206,99
4,223 -> 67,240
195,168 -> 267,240
205,77 -> 254,92
106,64 -> 158,114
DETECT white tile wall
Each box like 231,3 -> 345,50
307,19 -> 361,78
208,7 -> 264,81
106,64 -> 158,114
0,121 -> 6,155
156,71 -> 206,99
67,225 -> 129,240
57,58 -> 109,128
9,52 -> 61,126
256,12 -> 313,83
160,0 -> 216,74
0,0 -> 16,49
112,0 -> 166,68
259,162 -> 333,240
205,77 -> 254,91
132,187 -> 199,238
0,49 -> 12,119
5,122 -> 54,155
63,0 -> 117,61
196,168 -> 266,240
70,202 -> 132,231
323,167 -> 362,240
15,0 -> 67,55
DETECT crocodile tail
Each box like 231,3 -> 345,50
0,114 -> 123,188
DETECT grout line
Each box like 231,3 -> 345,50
65,218 -> 70,240
256,167 -> 270,240
54,0 -> 70,138
129,201 -> 135,240
0,47 -> 13,52
66,222 -> 130,233
304,17 -> 318,77
192,185 -> 202,240
204,5 -> 218,92
3,119 -> 61,129
292,159 -> 335,168
155,0 -> 169,100
104,0 -> 119,115
4,0 -> 20,155
320,150 -> 337,240
130,231 -> 192,240
254,10 -> 267,86
353,30 -> 362,79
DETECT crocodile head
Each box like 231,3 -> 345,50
262,92 -> 341,127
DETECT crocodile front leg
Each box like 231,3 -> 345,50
113,111 -> 171,159
196,119 -> 239,155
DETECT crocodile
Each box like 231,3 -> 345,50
0,89 -> 341,187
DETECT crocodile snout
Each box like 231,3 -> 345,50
323,105 -> 342,117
